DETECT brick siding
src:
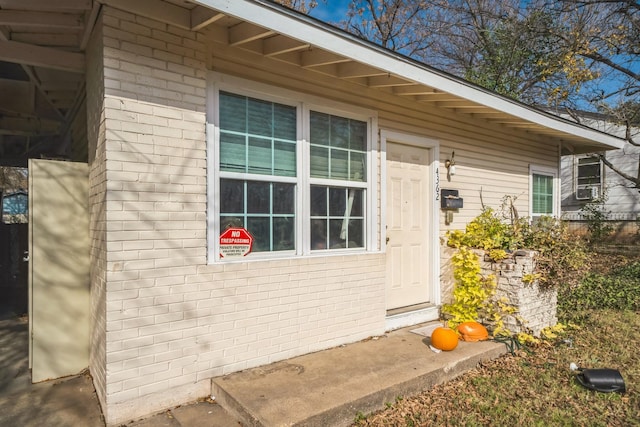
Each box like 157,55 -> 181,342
92,6 -> 387,424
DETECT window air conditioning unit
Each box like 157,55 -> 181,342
576,186 -> 599,200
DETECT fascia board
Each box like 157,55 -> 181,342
194,0 -> 625,150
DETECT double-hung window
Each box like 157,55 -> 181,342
211,79 -> 372,260
575,156 -> 602,200
529,165 -> 558,219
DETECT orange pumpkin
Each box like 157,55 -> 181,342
456,321 -> 489,342
430,327 -> 459,351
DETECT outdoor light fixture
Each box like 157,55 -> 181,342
445,151 -> 456,177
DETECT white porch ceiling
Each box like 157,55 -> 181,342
0,0 -> 625,165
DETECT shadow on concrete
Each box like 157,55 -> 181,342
0,312 -> 105,427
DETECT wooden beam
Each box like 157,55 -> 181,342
491,119 -> 531,125
0,116 -> 61,136
0,28 -> 65,120
12,33 -> 80,47
437,101 -> 486,109
0,79 -> 34,115
301,49 -> 349,67
99,0 -> 190,29
415,93 -> 460,102
0,11 -> 84,29
337,62 -> 387,78
80,1 -> 101,50
228,22 -> 273,46
0,39 -> 84,73
470,112 -> 511,118
392,85 -> 436,96
438,99 -> 480,110
190,6 -> 224,31
269,51 -> 302,66
367,75 -> 414,88
304,63 -> 338,77
0,0 -> 92,10
263,35 -> 308,56
202,24 -> 228,45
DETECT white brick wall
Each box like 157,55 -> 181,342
87,13 -> 108,414
96,6 -> 387,424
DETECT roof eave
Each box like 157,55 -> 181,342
193,0 -> 626,151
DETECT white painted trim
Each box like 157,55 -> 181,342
380,129 -> 441,309
207,72 -> 379,262
529,164 -> 560,218
193,0 -> 624,151
206,72 -> 218,262
385,306 -> 439,331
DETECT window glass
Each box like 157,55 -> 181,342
215,88 -> 370,259
219,92 -> 246,132
309,111 -> 367,182
577,157 -> 601,186
532,173 -> 553,215
218,91 -> 297,255
219,133 -> 246,173
219,91 -> 296,177
310,186 -> 364,249
220,179 -> 295,253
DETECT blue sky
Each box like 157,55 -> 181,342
308,1 -> 351,24
306,1 -> 638,109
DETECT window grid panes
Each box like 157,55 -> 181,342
309,111 -> 367,251
219,91 -> 296,177
532,173 -> 553,215
220,179 -> 295,252
218,91 -> 298,255
310,186 -> 364,249
216,89 -> 370,258
575,157 -> 602,200
577,157 -> 602,187
310,111 -> 367,182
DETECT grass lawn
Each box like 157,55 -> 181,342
353,254 -> 640,427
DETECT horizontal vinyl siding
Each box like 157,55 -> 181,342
562,143 -> 640,215
209,44 -> 559,229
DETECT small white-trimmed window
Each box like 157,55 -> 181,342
575,156 -> 602,200
208,75 -> 375,261
530,165 -> 558,218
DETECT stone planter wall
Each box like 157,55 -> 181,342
479,250 -> 557,336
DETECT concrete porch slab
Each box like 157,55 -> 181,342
212,322 -> 508,427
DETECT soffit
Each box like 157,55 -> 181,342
0,0 -> 625,166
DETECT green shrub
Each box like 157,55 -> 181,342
558,261 -> 640,320
580,196 -> 614,243
447,207 -> 590,290
522,216 -> 591,290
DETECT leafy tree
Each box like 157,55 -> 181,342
340,0 -> 639,190
0,167 -> 28,192
548,1 -> 640,191
341,1 -> 601,105
272,0 -> 319,13
342,0 -> 443,58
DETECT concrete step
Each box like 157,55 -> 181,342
212,323 -> 507,427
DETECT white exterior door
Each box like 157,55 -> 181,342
385,140 -> 433,310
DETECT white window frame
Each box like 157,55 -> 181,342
529,164 -> 559,219
206,73 -> 378,262
574,155 -> 603,200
